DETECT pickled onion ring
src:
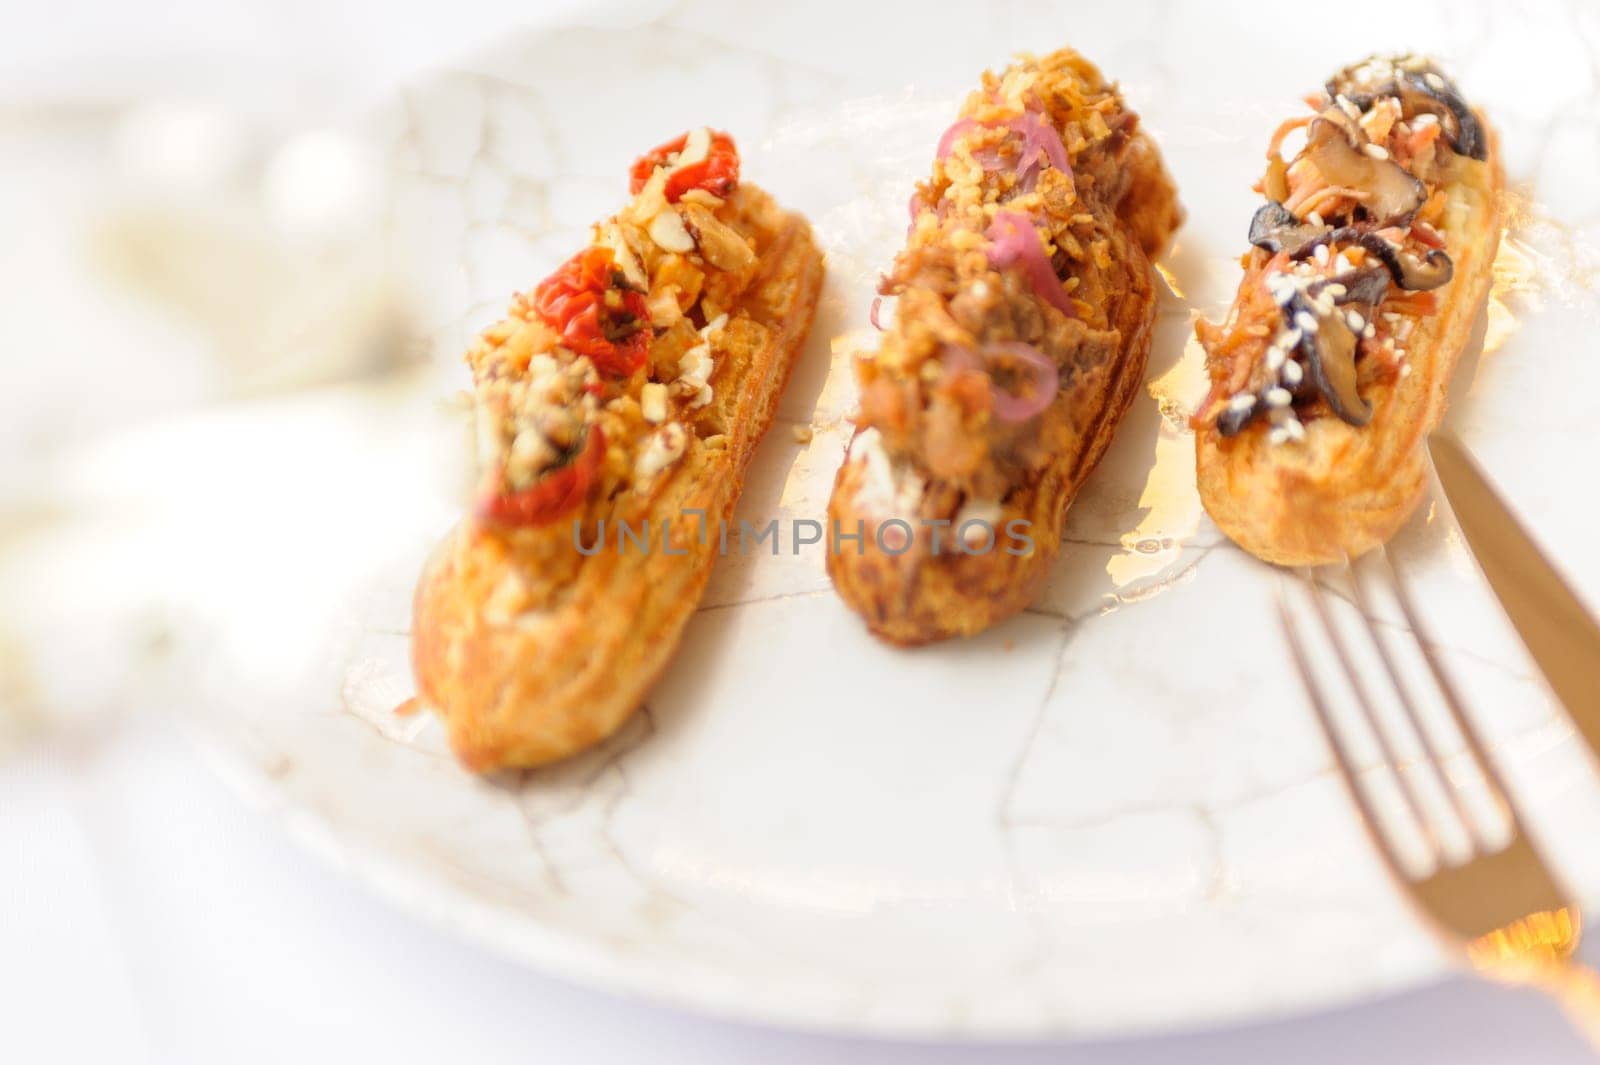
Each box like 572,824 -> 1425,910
935,111 -> 1071,182
941,342 -> 1058,423
1012,110 -> 1072,190
982,341 -> 1060,422
935,118 -> 981,161
985,210 -> 1076,318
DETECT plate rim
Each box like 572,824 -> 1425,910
187,713 -> 1454,1041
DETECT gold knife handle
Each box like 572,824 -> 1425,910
1430,433 -> 1600,770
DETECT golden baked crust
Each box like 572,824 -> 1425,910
1194,58 -> 1503,566
826,48 -> 1181,645
413,164 -> 823,771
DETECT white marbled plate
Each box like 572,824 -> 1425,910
173,0 -> 1600,1040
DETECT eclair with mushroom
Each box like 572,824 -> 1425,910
1192,55 -> 1503,566
412,129 -> 824,770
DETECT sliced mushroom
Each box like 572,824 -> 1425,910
1287,292 -> 1371,426
1316,102 -> 1365,146
1326,55 -> 1410,110
1214,262 -> 1390,437
1393,246 -> 1453,290
1305,116 -> 1427,226
1344,231 -> 1453,291
1398,69 -> 1486,161
1249,201 -> 1332,257
1325,55 -> 1486,162
1326,261 -> 1391,306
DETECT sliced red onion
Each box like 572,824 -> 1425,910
981,341 -> 1059,422
939,342 -> 1059,423
985,210 -> 1076,319
939,343 -> 981,376
936,111 -> 1071,180
935,118 -> 981,161
935,117 -> 1012,171
869,296 -> 884,331
1011,110 -> 1072,190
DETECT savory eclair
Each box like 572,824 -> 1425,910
826,48 -> 1182,645
1193,55 -> 1503,566
412,129 -> 824,771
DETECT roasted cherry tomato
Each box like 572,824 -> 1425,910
628,129 -> 740,203
478,426 -> 607,529
532,248 -> 652,377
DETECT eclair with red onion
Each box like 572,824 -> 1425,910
826,48 -> 1181,645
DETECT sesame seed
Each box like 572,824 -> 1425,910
1228,393 -> 1257,413
1400,363 -> 1413,377
1266,345 -> 1287,371
1282,327 -> 1303,348
1295,311 -> 1320,334
1345,310 -> 1365,332
1307,211 -> 1325,227
1324,283 -> 1347,298
1425,72 -> 1446,90
1283,360 -> 1304,386
1268,426 -> 1289,446
1266,387 -> 1293,408
1284,417 -> 1306,442
1363,143 -> 1390,160
1313,244 -> 1330,266
1363,323 -> 1376,339
1382,312 -> 1402,324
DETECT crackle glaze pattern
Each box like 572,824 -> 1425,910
199,0 -> 1600,1039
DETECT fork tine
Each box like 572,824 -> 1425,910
1276,578 -> 1423,879
1374,545 -> 1526,836
1301,566 -> 1444,865
1348,548 -> 1496,856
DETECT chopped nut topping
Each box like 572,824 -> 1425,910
679,202 -> 757,273
467,130 -> 760,523
676,127 -> 712,168
648,208 -> 696,253
640,381 -> 669,424
596,221 -> 647,290
636,422 -> 688,482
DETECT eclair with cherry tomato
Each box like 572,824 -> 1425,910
412,128 -> 824,770
826,49 -> 1182,645
1192,55 -> 1503,565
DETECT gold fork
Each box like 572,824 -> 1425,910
1276,548 -> 1600,1047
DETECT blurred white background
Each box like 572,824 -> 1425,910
1,1 -> 1596,1061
